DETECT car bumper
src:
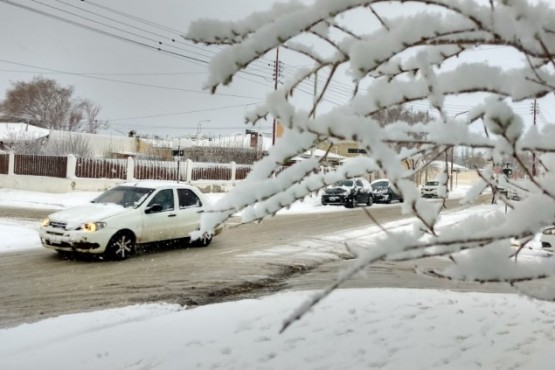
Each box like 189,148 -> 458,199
321,194 -> 349,205
39,227 -> 112,254
372,193 -> 390,202
421,191 -> 438,197
540,232 -> 555,249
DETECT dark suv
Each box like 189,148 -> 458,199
321,178 -> 373,208
370,179 -> 403,203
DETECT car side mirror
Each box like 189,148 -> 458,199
145,203 -> 163,214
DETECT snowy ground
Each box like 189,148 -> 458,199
1,186 -> 555,369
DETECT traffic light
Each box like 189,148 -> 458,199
502,164 -> 512,177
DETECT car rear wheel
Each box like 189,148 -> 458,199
366,195 -> 373,206
105,231 -> 135,260
193,233 -> 212,247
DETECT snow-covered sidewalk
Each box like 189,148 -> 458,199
2,288 -> 555,370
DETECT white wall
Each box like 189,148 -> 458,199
0,174 -> 236,193
49,131 -> 139,157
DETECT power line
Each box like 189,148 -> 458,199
0,59 -> 264,100
78,0 -> 276,71
108,103 -> 263,122
1,1 -> 277,90
0,68 -> 208,76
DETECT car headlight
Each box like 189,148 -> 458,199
82,222 -> 107,232
41,218 -> 50,227
543,228 -> 555,235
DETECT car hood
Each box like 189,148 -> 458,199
48,203 -> 128,229
325,186 -> 351,194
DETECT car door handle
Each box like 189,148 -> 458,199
168,214 -> 176,217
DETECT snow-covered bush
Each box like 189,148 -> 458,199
186,0 -> 555,329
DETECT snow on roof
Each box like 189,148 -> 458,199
430,160 -> 468,171
119,180 -> 196,189
292,148 -> 346,162
0,122 -> 49,141
195,132 -> 272,151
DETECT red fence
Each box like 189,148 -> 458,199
76,158 -> 127,179
235,165 -> 251,180
5,154 -> 253,182
14,155 -> 67,178
192,165 -> 232,181
0,154 -> 8,175
134,159 -> 180,181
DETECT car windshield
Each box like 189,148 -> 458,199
371,180 -> 389,189
91,186 -> 154,208
426,181 -> 439,186
336,180 -> 354,187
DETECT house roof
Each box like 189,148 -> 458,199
291,148 -> 347,163
194,132 -> 272,151
0,122 -> 50,141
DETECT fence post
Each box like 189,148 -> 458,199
231,161 -> 236,181
186,159 -> 193,182
127,156 -> 135,180
66,154 -> 77,179
8,152 -> 14,175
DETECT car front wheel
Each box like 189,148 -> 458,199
105,231 -> 135,260
366,195 -> 373,206
194,233 -> 213,247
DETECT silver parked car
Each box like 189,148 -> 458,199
370,179 -> 403,203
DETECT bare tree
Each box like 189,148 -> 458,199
0,77 -> 103,132
70,99 -> 107,133
40,134 -> 92,157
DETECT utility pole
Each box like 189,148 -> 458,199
272,47 -> 280,145
312,71 -> 318,119
532,98 -> 537,177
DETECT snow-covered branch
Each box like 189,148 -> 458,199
186,0 -> 555,330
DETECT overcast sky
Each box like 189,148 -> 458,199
1,0 -> 554,139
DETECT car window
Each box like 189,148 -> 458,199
147,189 -> 175,212
355,180 -> 363,187
92,186 -> 154,208
371,180 -> 389,189
337,180 -> 353,187
177,188 -> 202,208
426,181 -> 439,186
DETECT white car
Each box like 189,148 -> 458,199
39,181 -> 218,260
540,227 -> 555,250
421,181 -> 443,198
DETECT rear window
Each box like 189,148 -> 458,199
371,180 -> 389,189
177,188 -> 202,208
336,180 -> 353,187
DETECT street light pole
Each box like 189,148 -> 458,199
532,99 -> 537,177
451,110 -> 469,191
197,119 -> 211,139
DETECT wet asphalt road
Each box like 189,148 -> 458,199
0,195 -> 508,328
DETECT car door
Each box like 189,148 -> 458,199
359,178 -> 372,204
140,188 -> 178,243
354,179 -> 367,204
174,188 -> 203,239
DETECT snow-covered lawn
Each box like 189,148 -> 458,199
2,288 -> 555,370
1,186 -> 554,369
